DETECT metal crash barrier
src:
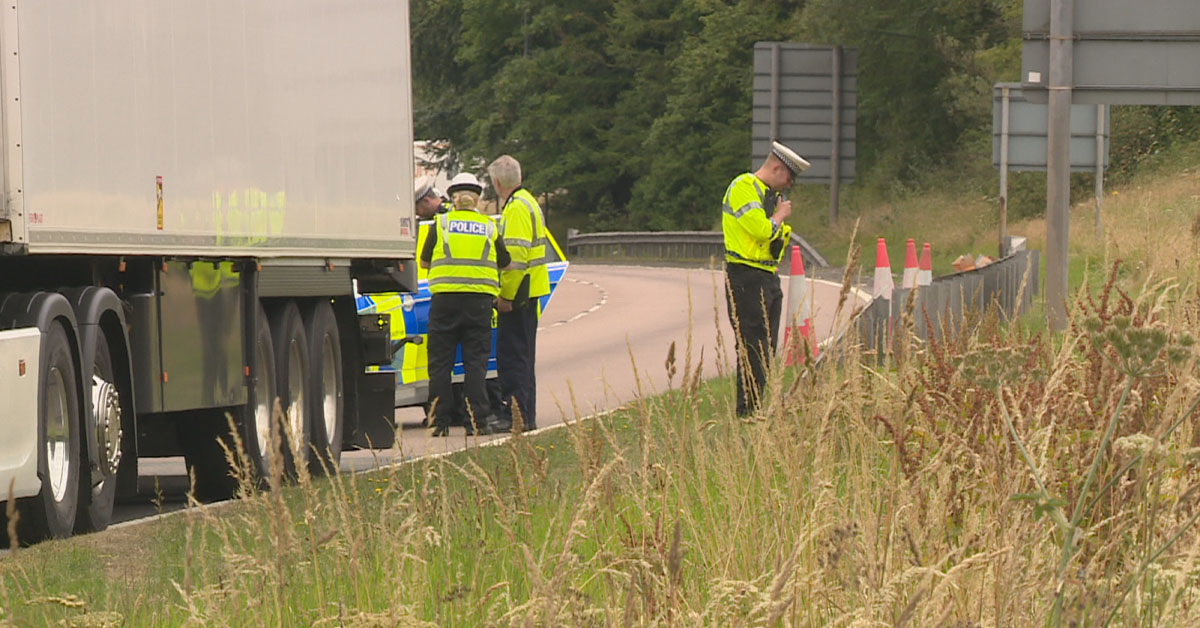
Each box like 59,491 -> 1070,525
565,229 -> 829,271
850,246 -> 1040,356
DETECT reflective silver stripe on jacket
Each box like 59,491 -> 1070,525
428,276 -> 500,288
504,236 -> 535,248
430,257 -> 496,268
511,195 -> 549,266
723,200 -> 763,219
725,249 -> 777,266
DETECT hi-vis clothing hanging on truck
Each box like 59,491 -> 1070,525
428,211 -> 501,296
499,188 -> 550,305
722,174 -> 792,272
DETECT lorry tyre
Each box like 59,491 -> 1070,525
58,287 -> 129,531
76,331 -> 118,532
20,319 -> 82,542
269,301 -> 310,477
243,301 -> 280,482
304,300 -> 343,475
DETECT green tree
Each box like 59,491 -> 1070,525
628,0 -> 802,230
411,0 -> 471,171
799,0 -> 1016,184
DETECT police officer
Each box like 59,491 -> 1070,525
413,176 -> 457,427
487,155 -> 550,432
414,175 -> 453,221
722,141 -> 809,416
420,172 -> 511,436
415,176 -> 453,281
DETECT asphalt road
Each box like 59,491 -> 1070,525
115,264 -> 866,525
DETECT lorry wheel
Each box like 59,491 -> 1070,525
20,319 -> 82,542
243,301 -> 279,482
76,331 -> 119,532
304,300 -> 343,475
270,301 -> 310,477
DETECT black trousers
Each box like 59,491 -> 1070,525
725,263 -> 782,416
427,293 -> 495,428
497,302 -> 538,429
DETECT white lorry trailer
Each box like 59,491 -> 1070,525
0,1 -> 417,542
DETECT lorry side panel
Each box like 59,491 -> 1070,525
15,0 -> 415,259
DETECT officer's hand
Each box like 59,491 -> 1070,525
496,298 -> 513,312
772,199 -> 793,223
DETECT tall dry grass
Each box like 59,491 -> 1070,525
9,260 -> 1200,626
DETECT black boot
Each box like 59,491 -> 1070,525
487,416 -> 513,433
464,420 -> 494,436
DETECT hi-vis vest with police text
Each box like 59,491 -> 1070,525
499,188 -> 550,301
722,173 -> 791,272
429,210 -> 501,296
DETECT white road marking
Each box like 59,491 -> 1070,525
540,277 -> 607,330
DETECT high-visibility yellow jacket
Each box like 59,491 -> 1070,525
428,210 -> 501,296
722,173 -> 791,272
416,202 -> 452,280
417,221 -> 433,281
498,188 -> 550,301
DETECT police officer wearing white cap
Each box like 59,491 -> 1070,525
414,175 -> 452,221
420,172 -> 511,436
721,140 -> 809,416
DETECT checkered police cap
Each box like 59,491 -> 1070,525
771,141 -> 811,177
414,175 -> 436,203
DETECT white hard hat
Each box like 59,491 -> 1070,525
771,141 -> 811,177
413,175 -> 436,203
446,172 -> 483,195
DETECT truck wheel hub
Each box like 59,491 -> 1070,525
92,375 -> 122,476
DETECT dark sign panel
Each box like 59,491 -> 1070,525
752,43 -> 857,182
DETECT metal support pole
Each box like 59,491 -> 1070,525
1000,86 -> 1010,258
830,46 -> 842,223
1095,104 -> 1105,240
770,43 -> 780,142
1045,0 -> 1074,330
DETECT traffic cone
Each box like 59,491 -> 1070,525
783,246 -> 817,364
901,238 -> 919,289
918,242 -> 933,286
873,237 -> 894,299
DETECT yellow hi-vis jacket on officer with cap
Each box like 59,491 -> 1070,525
499,188 -> 550,303
428,210 -> 501,296
722,173 -> 792,272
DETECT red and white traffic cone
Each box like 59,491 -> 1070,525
873,237 -> 894,299
918,242 -> 933,286
783,245 -> 817,364
901,238 -> 919,289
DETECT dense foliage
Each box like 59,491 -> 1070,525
412,0 -> 1199,231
